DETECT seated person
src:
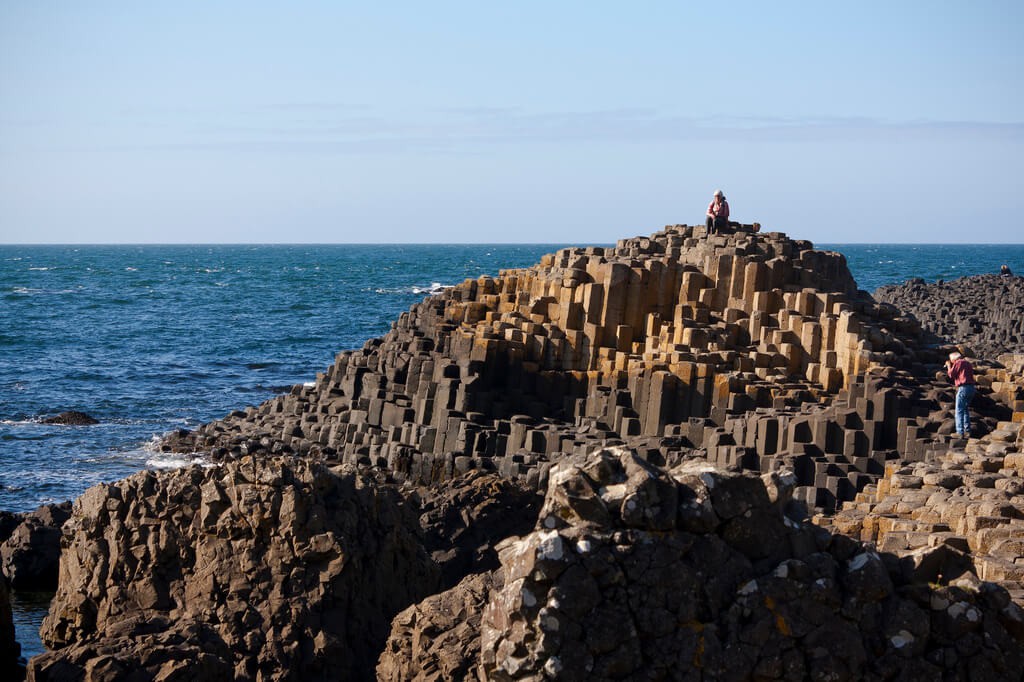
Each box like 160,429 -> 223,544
1001,264 -> 1013,276
705,190 -> 729,234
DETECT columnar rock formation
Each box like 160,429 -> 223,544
875,274 -> 1024,359
33,223 -> 1024,680
168,224 -> 949,511
377,448 -> 1024,680
822,354 -> 1024,604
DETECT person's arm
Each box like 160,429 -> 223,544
722,201 -> 730,220
706,201 -> 715,218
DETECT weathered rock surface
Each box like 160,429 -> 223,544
875,274 -> 1024,359
0,511 -> 21,545
31,457 -> 441,681
415,470 -> 542,589
378,570 -> 499,682
1,502 -> 71,590
384,448 -> 1024,680
40,412 -> 98,426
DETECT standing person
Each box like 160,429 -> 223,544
945,350 -> 976,438
705,190 -> 729,234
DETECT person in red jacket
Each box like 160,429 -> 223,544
945,350 -> 976,438
705,190 -> 729,234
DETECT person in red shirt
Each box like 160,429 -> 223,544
705,190 -> 730,235
945,350 -> 976,438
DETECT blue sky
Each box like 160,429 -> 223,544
1,1 -> 1021,244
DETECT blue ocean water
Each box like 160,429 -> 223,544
1,240 -> 1023,658
824,243 -> 1024,294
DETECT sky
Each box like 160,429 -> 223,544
1,1 -> 1022,244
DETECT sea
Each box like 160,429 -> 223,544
2,241 -> 1024,659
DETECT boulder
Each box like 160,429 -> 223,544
377,571 -> 498,682
415,470 -> 542,588
0,511 -> 21,545
40,412 -> 98,426
32,457 -> 441,681
0,502 -> 71,590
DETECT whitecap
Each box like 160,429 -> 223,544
124,267 -> 138,271
145,454 -> 211,470
28,266 -> 54,271
412,282 -> 451,295
133,434 -> 214,470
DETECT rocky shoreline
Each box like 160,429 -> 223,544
4,222 -> 1023,680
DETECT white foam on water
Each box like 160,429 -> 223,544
0,418 -> 41,426
137,434 -> 214,470
28,266 -> 55,271
12,287 -> 79,295
412,282 -> 451,295
145,454 -> 210,470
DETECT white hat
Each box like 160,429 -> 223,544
948,351 -> 962,361
714,189 -> 724,197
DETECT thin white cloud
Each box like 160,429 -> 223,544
3,107 -> 1022,155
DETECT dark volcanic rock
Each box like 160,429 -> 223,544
378,570 -> 499,682
32,457 -> 441,682
383,448 -> 1024,681
0,511 -> 21,546
0,573 -> 25,681
416,470 -> 542,588
875,273 -> 1024,359
40,412 -> 98,426
0,502 -> 71,590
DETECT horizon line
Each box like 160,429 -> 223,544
3,241 -> 1024,247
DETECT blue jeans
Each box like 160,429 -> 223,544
955,384 -> 976,436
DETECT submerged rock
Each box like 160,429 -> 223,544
40,412 -> 98,426
32,457 -> 441,681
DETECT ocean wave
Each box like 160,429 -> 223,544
137,434 -> 214,470
12,286 -> 80,295
374,282 -> 451,295
145,454 -> 212,470
28,266 -> 55,271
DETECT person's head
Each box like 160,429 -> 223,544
949,351 -> 962,363
714,189 -> 724,201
